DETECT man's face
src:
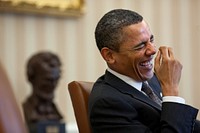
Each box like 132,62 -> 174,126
111,20 -> 157,82
33,62 -> 61,95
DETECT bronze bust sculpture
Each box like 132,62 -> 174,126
23,51 -> 63,132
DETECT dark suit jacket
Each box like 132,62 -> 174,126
89,70 -> 199,133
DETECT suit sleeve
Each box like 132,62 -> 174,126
194,119 -> 200,132
161,102 -> 198,133
90,97 -> 198,133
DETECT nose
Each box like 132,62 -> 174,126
145,42 -> 157,56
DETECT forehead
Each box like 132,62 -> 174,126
35,60 -> 61,75
123,20 -> 151,42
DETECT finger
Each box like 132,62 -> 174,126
159,46 -> 169,59
168,47 -> 175,59
154,50 -> 161,72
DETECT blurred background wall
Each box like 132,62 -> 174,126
0,0 -> 200,132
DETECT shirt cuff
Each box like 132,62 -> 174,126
162,96 -> 185,104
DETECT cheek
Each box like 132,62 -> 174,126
124,56 -> 138,72
130,55 -> 144,77
129,55 -> 139,68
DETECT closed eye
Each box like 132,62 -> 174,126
133,43 -> 146,50
133,35 -> 154,51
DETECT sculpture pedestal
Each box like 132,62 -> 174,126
37,121 -> 66,133
30,121 -> 66,133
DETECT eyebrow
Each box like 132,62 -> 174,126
150,35 -> 154,40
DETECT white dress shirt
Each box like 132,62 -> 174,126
107,67 -> 185,104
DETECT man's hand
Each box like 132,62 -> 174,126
154,46 -> 183,96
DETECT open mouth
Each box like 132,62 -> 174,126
140,59 -> 153,70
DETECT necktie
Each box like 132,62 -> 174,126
141,82 -> 162,106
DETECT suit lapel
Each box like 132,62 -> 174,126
104,71 -> 161,110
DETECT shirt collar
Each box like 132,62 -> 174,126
107,67 -> 142,91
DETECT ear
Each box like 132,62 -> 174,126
100,47 -> 115,64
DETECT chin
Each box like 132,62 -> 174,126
146,73 -> 154,80
141,72 -> 154,81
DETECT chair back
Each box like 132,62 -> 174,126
0,62 -> 27,133
68,81 -> 94,133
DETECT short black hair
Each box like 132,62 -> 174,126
95,9 -> 143,51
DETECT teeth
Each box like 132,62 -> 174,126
141,60 -> 152,66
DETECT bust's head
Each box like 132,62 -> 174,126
27,51 -> 61,100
